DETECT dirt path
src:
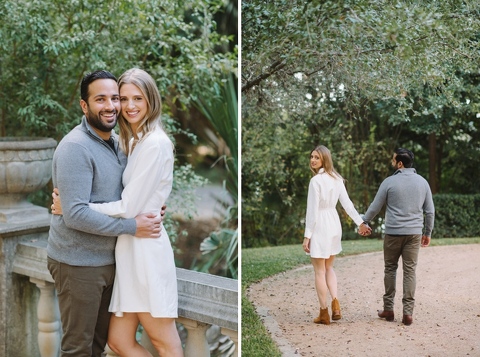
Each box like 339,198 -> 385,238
247,244 -> 480,357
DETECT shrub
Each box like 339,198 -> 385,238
432,194 -> 480,238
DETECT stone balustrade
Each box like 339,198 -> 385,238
9,239 -> 238,357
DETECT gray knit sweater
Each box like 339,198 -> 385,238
362,168 -> 435,237
47,117 -> 137,266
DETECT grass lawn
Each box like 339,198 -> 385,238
241,237 -> 480,357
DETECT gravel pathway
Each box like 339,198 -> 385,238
247,244 -> 480,357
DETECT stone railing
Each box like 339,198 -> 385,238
9,239 -> 238,357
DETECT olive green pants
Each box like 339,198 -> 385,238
382,234 -> 421,315
48,257 -> 115,357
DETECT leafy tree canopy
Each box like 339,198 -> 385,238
243,0 -> 479,119
241,0 -> 480,247
0,0 -> 237,139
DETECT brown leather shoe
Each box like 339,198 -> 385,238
402,315 -> 413,326
377,310 -> 394,321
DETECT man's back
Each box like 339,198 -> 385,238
363,168 -> 434,236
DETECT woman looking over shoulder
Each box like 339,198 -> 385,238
303,145 -> 371,325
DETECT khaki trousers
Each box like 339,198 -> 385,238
47,257 -> 115,357
382,234 -> 421,315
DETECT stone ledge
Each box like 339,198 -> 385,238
11,241 -> 238,332
177,268 -> 238,331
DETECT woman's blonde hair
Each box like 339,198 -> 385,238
117,68 -> 166,154
310,145 -> 343,180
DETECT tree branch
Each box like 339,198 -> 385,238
242,60 -> 287,92
439,41 -> 473,59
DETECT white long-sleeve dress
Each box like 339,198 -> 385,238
89,126 -> 177,318
304,169 -> 364,259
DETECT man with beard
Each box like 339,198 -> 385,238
362,148 -> 434,326
47,70 -> 162,356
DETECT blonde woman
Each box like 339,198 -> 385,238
53,68 -> 183,356
303,145 -> 371,325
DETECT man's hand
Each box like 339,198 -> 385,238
51,188 -> 63,215
358,222 -> 372,236
421,235 -> 431,247
135,212 -> 162,238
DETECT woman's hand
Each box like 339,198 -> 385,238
358,222 -> 372,236
50,188 -> 63,215
303,237 -> 310,253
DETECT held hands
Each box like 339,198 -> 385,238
358,222 -> 372,236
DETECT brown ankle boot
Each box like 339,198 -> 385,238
313,307 -> 330,325
331,298 -> 342,320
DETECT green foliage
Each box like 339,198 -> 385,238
0,0 -> 236,139
195,74 -> 238,199
200,228 -> 238,277
194,75 -> 238,278
241,0 -> 480,247
166,162 -> 210,245
433,194 -> 480,238
243,0 -> 480,107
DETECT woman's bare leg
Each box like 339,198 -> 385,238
138,313 -> 183,357
325,255 -> 338,299
107,313 -> 152,357
311,257 -> 328,308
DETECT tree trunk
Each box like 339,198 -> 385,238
428,133 -> 438,194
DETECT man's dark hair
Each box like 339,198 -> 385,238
395,148 -> 414,168
80,70 -> 117,102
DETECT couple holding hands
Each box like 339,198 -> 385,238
303,145 -> 434,326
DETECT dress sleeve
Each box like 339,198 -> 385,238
304,178 -> 318,238
338,180 -> 364,226
89,133 -> 174,218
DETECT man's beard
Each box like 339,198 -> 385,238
86,107 -> 117,133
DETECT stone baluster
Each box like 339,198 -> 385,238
178,317 -> 210,357
221,328 -> 238,357
30,278 -> 61,357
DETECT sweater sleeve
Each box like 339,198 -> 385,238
89,134 -> 174,219
55,141 -> 137,236
304,178 -> 318,238
422,182 -> 435,237
338,181 -> 364,226
362,179 -> 388,223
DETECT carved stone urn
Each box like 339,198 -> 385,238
0,137 -> 57,224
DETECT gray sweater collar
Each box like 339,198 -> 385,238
393,167 -> 417,175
